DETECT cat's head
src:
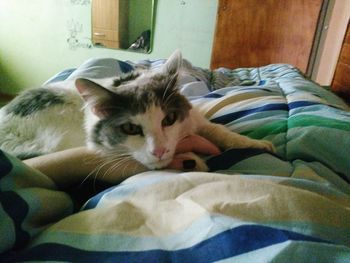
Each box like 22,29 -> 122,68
75,50 -> 192,169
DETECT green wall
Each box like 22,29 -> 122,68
0,0 -> 218,95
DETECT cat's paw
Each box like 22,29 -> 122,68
254,140 -> 276,153
174,152 -> 209,172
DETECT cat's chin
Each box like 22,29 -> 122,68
143,158 -> 172,170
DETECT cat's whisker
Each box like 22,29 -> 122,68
80,169 -> 95,187
104,154 -> 131,161
92,156 -> 130,191
121,157 -> 134,178
163,86 -> 177,102
102,156 -> 134,180
105,147 -> 129,156
80,155 -> 131,186
81,147 -> 129,167
99,149 -> 130,159
102,157 -> 130,178
99,154 -> 132,172
113,159 -> 134,179
163,89 -> 178,107
83,155 -> 112,166
88,159 -> 125,191
131,160 -> 141,176
81,162 -> 112,188
162,74 -> 178,102
162,79 -> 174,101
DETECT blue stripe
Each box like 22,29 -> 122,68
211,103 -> 288,124
43,68 -> 76,84
203,93 -> 223,98
0,191 -> 30,250
0,150 -> 13,179
210,101 -> 327,124
266,65 -> 286,72
196,86 -> 278,100
7,225 -> 331,262
118,61 -> 134,73
239,87 -> 273,92
48,68 -> 76,83
258,80 -> 266,86
288,101 -> 320,109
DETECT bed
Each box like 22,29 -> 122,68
1,58 -> 350,262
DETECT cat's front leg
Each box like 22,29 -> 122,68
197,122 -> 276,153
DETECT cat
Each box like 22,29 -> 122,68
75,50 -> 275,171
0,50 -> 275,172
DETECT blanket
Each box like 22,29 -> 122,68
1,61 -> 350,262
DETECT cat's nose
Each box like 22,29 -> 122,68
151,147 -> 167,159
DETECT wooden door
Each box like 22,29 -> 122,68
331,21 -> 350,103
211,0 -> 324,73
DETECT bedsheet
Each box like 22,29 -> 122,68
1,61 -> 350,262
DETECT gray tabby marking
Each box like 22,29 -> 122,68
5,88 -> 65,117
113,72 -> 140,87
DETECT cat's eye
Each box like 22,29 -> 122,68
162,112 -> 177,127
120,123 -> 143,136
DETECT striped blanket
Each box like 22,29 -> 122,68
1,60 -> 350,262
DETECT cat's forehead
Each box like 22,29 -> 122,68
130,104 -> 165,126
104,86 -> 169,117
107,73 -> 172,109
102,69 -> 191,119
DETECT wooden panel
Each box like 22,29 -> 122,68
332,80 -> 350,102
91,0 -> 128,48
211,0 -> 323,72
344,26 -> 350,44
331,22 -> 350,102
93,39 -> 120,49
339,44 -> 350,63
92,0 -> 119,30
92,28 -> 120,42
333,62 -> 350,86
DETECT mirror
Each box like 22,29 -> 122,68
91,0 -> 155,53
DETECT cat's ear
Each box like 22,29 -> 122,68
75,78 -> 115,118
162,49 -> 182,75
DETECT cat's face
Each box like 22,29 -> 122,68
76,51 -> 192,169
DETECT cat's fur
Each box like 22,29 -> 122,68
0,50 -> 275,171
0,84 -> 85,159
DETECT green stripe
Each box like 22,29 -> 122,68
240,114 -> 350,139
241,120 -> 287,139
289,115 -> 350,131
